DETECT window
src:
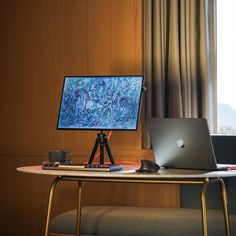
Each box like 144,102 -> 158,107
217,0 -> 236,134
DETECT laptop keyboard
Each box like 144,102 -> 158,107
42,161 -> 123,172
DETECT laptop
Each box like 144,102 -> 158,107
148,118 -> 236,171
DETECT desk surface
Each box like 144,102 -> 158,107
17,165 -> 236,180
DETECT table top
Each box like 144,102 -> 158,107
16,165 -> 236,180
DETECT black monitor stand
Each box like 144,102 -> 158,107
88,131 -> 115,165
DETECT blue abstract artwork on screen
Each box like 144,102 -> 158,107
57,76 -> 143,130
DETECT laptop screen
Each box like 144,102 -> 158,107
148,118 -> 218,170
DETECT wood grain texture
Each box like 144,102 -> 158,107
0,1 -> 179,236
82,182 -> 179,208
0,0 -> 143,152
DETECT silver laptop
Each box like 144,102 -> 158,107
148,118 -> 235,170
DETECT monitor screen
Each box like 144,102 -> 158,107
57,75 -> 144,130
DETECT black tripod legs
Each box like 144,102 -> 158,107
88,132 -> 115,165
88,135 -> 100,164
104,139 -> 115,164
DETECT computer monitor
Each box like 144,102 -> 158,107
57,75 -> 144,130
57,75 -> 144,164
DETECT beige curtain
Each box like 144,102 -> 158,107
143,0 -> 217,148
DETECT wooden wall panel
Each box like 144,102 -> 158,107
0,0 -> 143,155
87,0 -> 113,74
110,0 -> 143,149
0,0 -> 45,149
64,0 -> 88,74
83,182 -> 179,208
0,1 -> 180,236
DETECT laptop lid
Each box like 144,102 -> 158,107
148,118 -> 218,170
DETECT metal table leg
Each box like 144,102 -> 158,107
201,181 -> 209,236
45,177 -> 61,236
218,178 -> 231,236
201,178 -> 231,236
76,181 -> 82,236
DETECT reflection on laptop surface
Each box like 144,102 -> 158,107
148,118 -> 236,171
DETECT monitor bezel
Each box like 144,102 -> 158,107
56,75 -> 144,131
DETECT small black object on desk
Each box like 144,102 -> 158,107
136,159 -> 160,173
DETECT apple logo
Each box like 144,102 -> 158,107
177,137 -> 185,148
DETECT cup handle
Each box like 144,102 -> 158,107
65,151 -> 72,161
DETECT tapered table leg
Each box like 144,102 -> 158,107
201,181 -> 209,236
76,181 -> 83,236
45,177 -> 61,236
218,178 -> 231,236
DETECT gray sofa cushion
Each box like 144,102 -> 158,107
49,206 -> 236,236
181,178 -> 236,214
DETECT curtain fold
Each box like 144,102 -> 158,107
143,0 -> 217,148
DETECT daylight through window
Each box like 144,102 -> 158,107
217,0 -> 236,134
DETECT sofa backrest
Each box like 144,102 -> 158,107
180,135 -> 236,214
